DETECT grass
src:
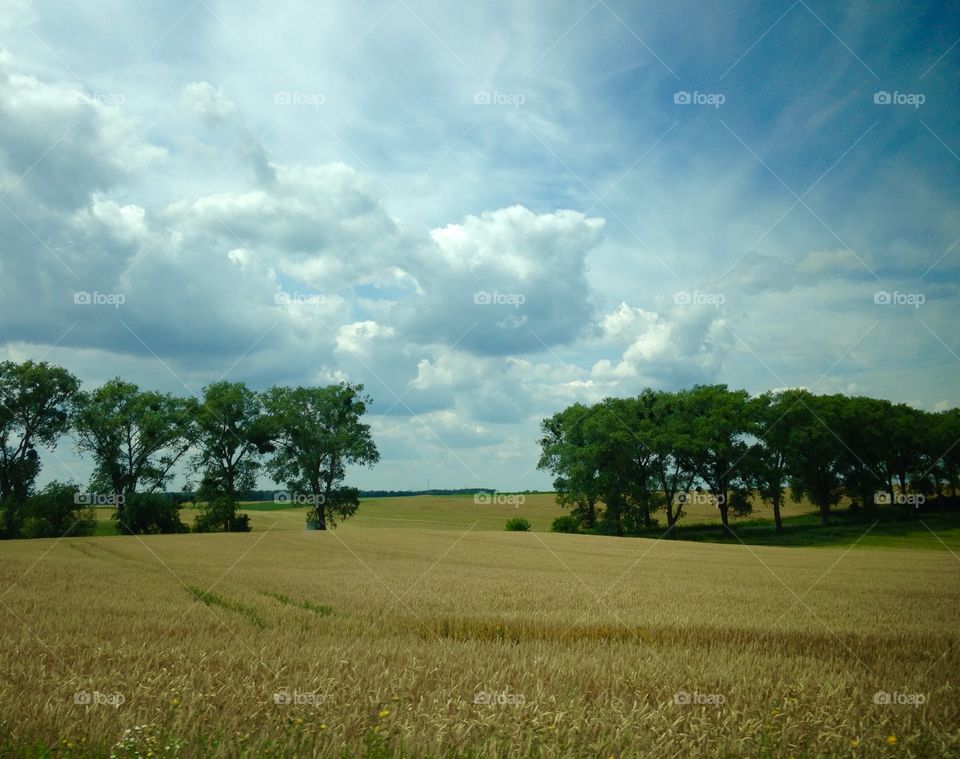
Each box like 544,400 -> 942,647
637,508 -> 960,550
0,518 -> 958,757
232,493 -> 960,551
261,590 -> 333,617
91,494 -> 960,550
186,585 -> 267,629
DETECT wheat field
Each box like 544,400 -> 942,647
1,501 -> 958,757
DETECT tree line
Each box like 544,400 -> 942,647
538,385 -> 960,536
0,360 -> 379,538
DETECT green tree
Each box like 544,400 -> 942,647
684,385 -> 752,532
646,390 -> 696,528
0,360 -> 80,537
264,383 -> 379,530
73,379 -> 195,499
190,382 -> 273,531
780,391 -> 848,526
744,391 -> 794,531
927,409 -> 960,502
592,396 -> 661,533
538,403 -> 602,529
833,395 -> 891,514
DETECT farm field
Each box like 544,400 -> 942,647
1,508 -> 958,757
239,493 -> 960,550
85,493 -> 960,550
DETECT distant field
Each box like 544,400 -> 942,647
1,512 -> 958,757
88,493 -> 960,551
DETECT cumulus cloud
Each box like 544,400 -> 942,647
401,205 -> 605,354
590,303 -> 731,389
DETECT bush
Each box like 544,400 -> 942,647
505,516 -> 531,532
729,489 -> 754,518
22,481 -> 96,538
194,497 -> 252,533
116,492 -> 189,535
550,514 -> 580,534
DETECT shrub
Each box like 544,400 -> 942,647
116,492 -> 189,535
505,516 -> 531,532
193,497 -> 252,533
22,481 -> 96,538
551,514 -> 580,534
729,489 -> 754,518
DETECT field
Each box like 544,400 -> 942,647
1,496 -> 959,757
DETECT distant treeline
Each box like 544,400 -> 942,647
539,385 -> 960,536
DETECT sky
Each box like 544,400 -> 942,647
1,0 -> 958,491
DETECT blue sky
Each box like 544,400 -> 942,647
1,0 -> 958,490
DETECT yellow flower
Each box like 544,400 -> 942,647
170,697 -> 180,706
379,708 -> 390,718
886,735 -> 897,746
850,738 -> 859,747
320,723 -> 327,730
294,717 -> 304,726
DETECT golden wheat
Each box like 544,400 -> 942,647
0,510 -> 957,757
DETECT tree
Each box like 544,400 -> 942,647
646,390 -> 696,529
264,383 -> 379,530
190,382 -> 273,531
883,403 -> 928,502
746,391 -> 795,531
684,385 -> 752,532
781,391 -> 848,526
833,395 -> 890,515
73,379 -> 195,499
927,409 -> 960,502
538,403 -> 602,529
590,397 -> 659,533
0,360 -> 80,537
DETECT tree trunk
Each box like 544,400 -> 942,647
585,499 -> 596,528
773,495 -> 783,532
718,494 -> 730,532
